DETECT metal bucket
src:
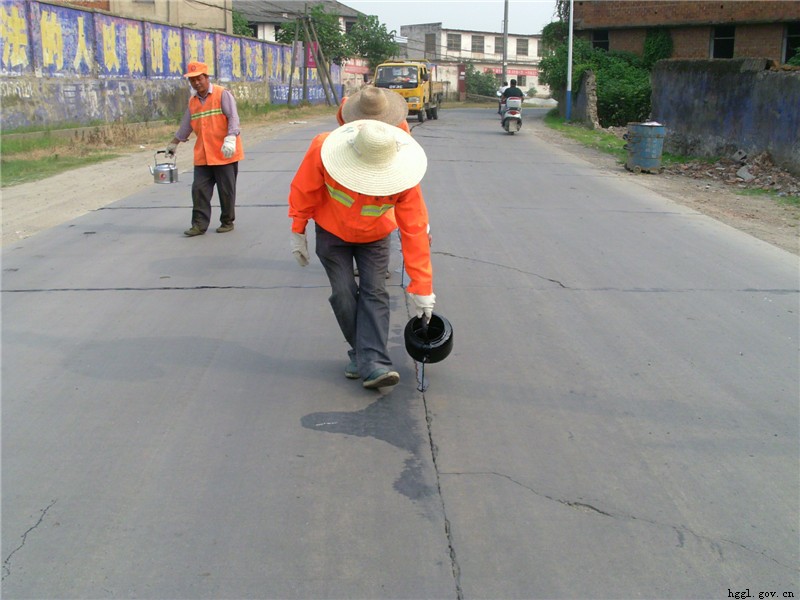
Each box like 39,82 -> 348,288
150,150 -> 178,184
623,122 -> 666,173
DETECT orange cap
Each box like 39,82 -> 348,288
184,62 -> 209,78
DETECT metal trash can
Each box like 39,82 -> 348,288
623,122 -> 665,173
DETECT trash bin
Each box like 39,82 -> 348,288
623,122 -> 665,173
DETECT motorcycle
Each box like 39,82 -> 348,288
499,95 -> 523,134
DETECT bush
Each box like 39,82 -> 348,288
788,47 -> 800,66
465,62 -> 499,97
539,37 -> 651,127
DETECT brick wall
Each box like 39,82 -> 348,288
609,29 -> 646,54
574,1 -> 800,29
735,23 -> 786,59
671,27 -> 712,59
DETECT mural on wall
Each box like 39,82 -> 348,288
242,38 -> 264,81
144,22 -> 183,79
217,34 -> 242,81
95,14 -> 145,78
0,0 -> 341,128
0,0 -> 31,75
32,2 -> 94,76
183,29 -> 215,76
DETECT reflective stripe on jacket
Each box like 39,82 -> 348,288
190,86 -> 244,165
289,132 -> 432,295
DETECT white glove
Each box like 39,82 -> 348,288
221,135 -> 237,158
410,293 -> 436,321
291,232 -> 309,266
165,141 -> 178,156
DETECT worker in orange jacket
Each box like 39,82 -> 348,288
336,86 -> 412,133
289,119 -> 435,390
166,61 -> 244,237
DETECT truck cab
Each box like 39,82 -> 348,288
374,61 -> 443,123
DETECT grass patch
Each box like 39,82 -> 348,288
1,103 -> 336,187
735,187 -> 800,207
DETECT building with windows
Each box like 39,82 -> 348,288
572,0 -> 800,64
400,23 -> 546,95
233,0 -> 363,42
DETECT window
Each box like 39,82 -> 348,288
784,23 -> 800,63
517,75 -> 526,87
516,38 -> 528,56
592,29 -> 609,51
495,37 -> 504,55
712,25 -> 735,58
472,35 -> 485,53
447,33 -> 461,52
425,33 -> 436,57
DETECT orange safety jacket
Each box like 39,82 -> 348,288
190,86 -> 244,166
289,132 -> 432,295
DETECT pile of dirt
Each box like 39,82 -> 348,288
663,152 -> 800,198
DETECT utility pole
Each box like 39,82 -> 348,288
502,0 -> 509,85
566,0 -> 574,120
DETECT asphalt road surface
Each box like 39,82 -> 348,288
3,107 -> 798,599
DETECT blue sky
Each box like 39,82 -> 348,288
343,0 -> 558,36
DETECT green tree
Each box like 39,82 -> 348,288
276,5 -> 351,65
464,62 -> 499,97
788,47 -> 800,66
347,15 -> 400,70
642,28 -> 673,69
232,10 -> 254,38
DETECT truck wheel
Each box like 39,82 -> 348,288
430,105 -> 439,120
418,109 -> 426,123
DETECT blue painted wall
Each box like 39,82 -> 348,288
0,0 -> 342,129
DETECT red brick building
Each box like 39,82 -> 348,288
572,1 -> 800,64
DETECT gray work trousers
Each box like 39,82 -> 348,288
314,224 -> 392,377
191,162 -> 238,231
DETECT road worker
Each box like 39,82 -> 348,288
288,120 -> 435,389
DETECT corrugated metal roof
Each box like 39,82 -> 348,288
233,0 -> 363,24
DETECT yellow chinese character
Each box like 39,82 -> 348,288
40,10 -> 64,69
126,24 -> 143,74
1,4 -> 30,68
73,15 -> 92,71
101,22 -> 120,71
232,43 -> 241,78
168,30 -> 182,75
150,28 -> 163,73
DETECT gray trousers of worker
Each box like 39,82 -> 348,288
314,224 -> 393,378
191,162 -> 238,231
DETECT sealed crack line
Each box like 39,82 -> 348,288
440,471 -> 795,571
434,251 -> 567,288
3,499 -> 57,581
421,391 -> 463,600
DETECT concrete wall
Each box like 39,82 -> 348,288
0,0 -> 341,130
651,58 -> 800,175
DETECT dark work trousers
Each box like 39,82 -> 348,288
314,224 -> 393,378
190,162 -> 238,231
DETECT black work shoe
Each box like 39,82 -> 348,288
363,368 -> 399,389
184,226 -> 205,237
216,223 -> 234,233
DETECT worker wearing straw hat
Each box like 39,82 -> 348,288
336,86 -> 411,133
288,120 -> 435,390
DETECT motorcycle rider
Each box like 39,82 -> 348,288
500,79 -> 525,112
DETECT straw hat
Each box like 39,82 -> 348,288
184,62 -> 209,78
321,119 -> 427,196
341,87 -> 408,126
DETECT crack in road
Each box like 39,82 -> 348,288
3,499 -> 57,581
439,471 -> 796,571
433,252 -> 799,294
